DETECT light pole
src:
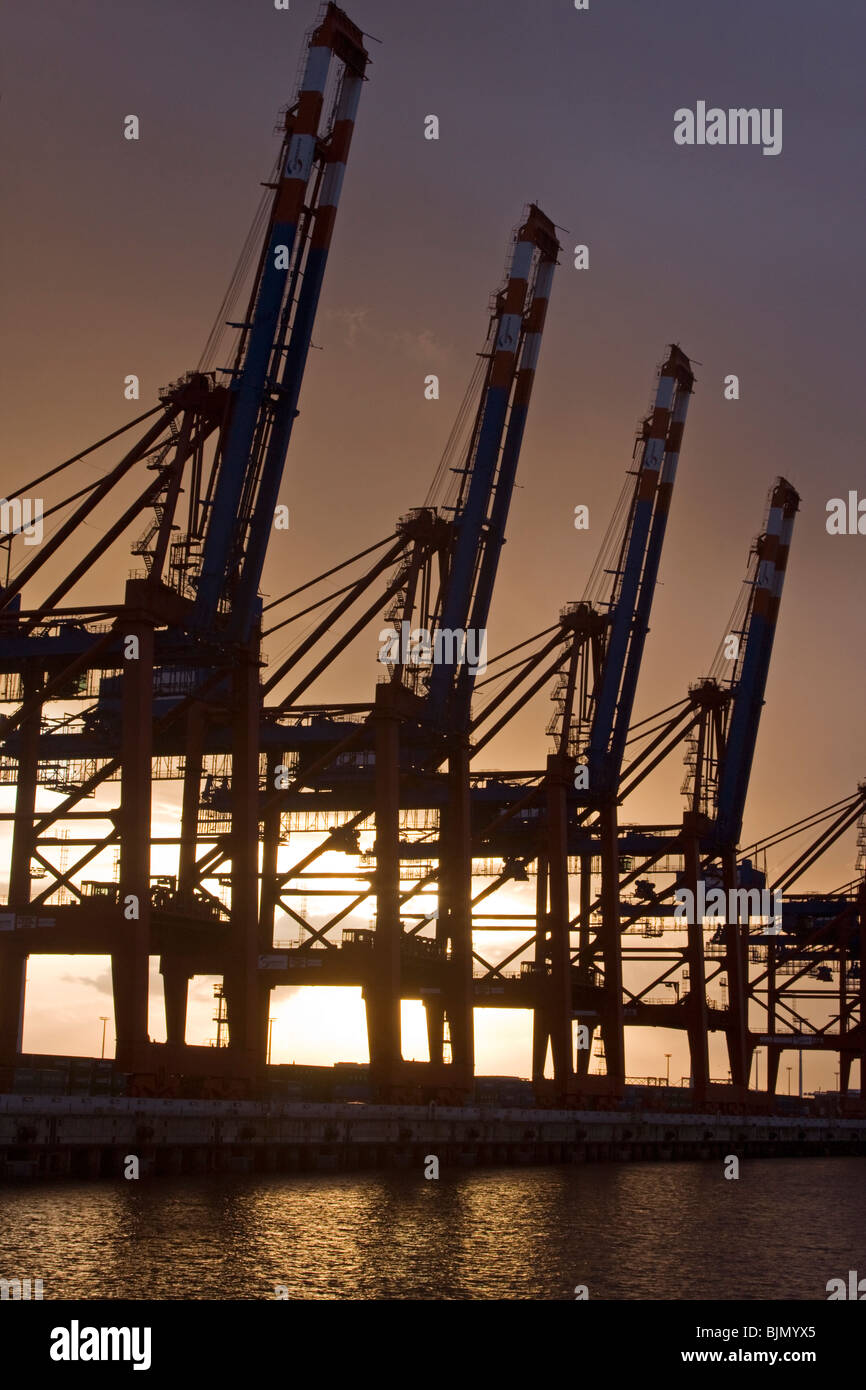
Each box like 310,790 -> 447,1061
98,1016 -> 109,1059
213,984 -> 227,1048
267,1016 -> 277,1066
664,1053 -> 671,1086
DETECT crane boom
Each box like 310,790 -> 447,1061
193,4 -> 369,636
427,205 -> 560,726
587,346 -> 694,793
715,477 -> 799,844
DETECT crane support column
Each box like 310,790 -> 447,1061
162,704 -> 207,1046
858,882 -> 866,1101
722,846 -> 750,1092
598,801 -> 625,1094
368,688 -> 402,1094
162,967 -> 190,1048
575,853 -> 595,1079
223,646 -> 263,1079
532,853 -> 550,1081
545,753 -> 574,1099
681,815 -> 709,1100
113,609 -> 154,1075
0,664 -> 42,1068
442,736 -> 475,1096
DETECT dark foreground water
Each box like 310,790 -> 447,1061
1,1158 -> 863,1300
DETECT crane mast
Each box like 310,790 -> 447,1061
193,4 -> 369,638
714,478 -> 799,846
427,206 -> 560,728
586,346 -> 694,794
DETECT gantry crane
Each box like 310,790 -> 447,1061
0,3 -> 371,1083
0,6 -> 860,1114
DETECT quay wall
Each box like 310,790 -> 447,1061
1,1096 -> 864,1180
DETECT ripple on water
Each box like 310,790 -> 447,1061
1,1158 -> 863,1300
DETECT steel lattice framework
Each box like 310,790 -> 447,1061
1,3 -> 862,1110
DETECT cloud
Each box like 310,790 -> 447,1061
60,970 -> 113,997
58,959 -> 163,997
324,307 -> 451,366
188,975 -> 222,1003
328,305 -> 370,348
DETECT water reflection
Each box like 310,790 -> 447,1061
1,1158 -> 862,1300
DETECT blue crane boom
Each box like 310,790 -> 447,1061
715,477 -> 799,845
192,4 -> 369,638
587,346 -> 694,794
427,205 -> 560,728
